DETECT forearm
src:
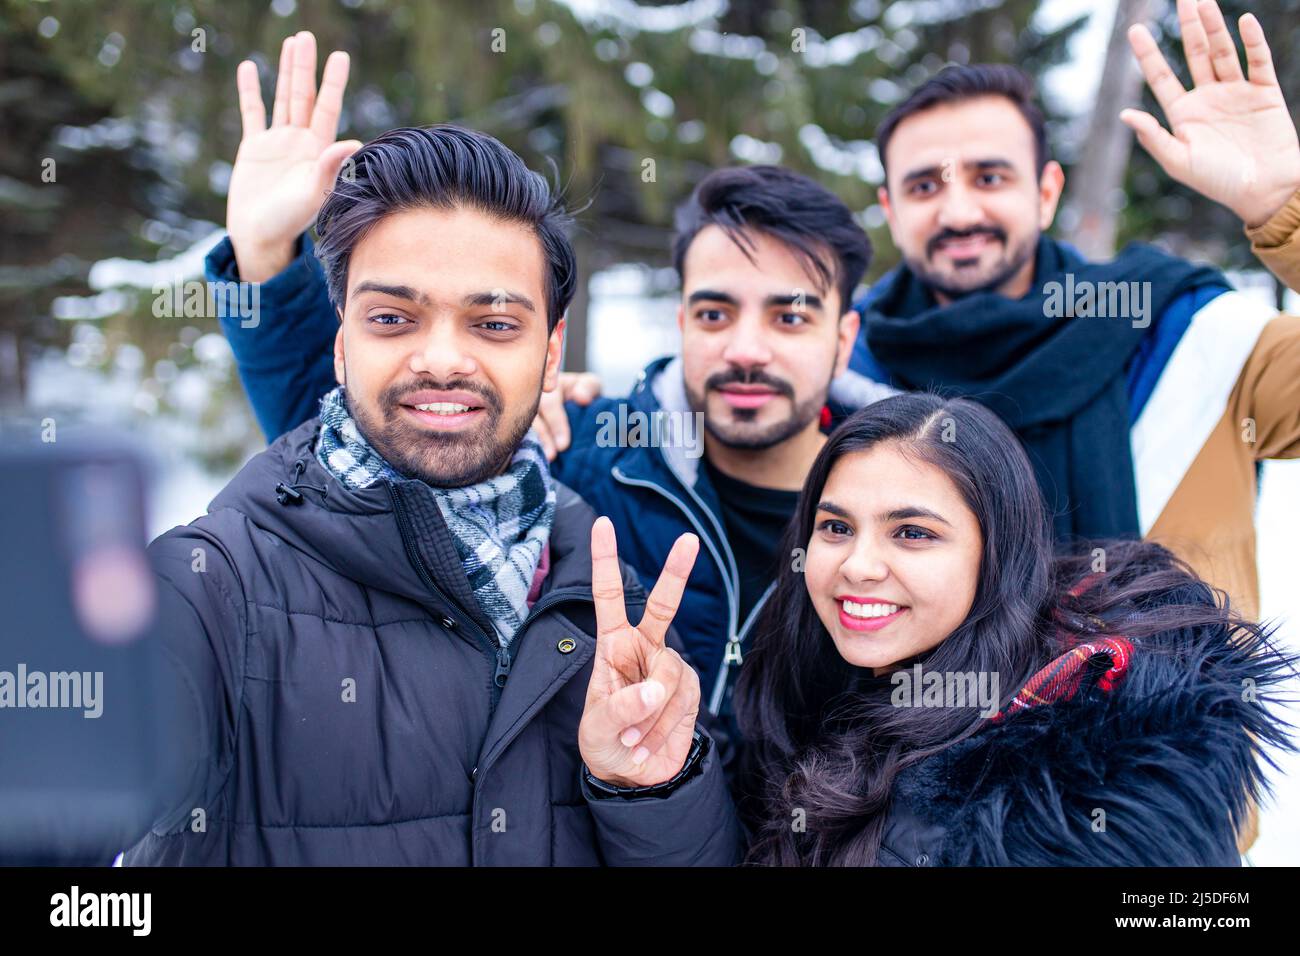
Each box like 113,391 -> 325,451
206,232 -> 340,440
134,530 -> 247,840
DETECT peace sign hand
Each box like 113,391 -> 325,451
1123,0 -> 1300,228
578,517 -> 702,788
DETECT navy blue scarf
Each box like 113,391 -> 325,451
861,237 -> 1226,543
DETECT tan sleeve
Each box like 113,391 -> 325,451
1230,314 -> 1300,460
1245,188 -> 1300,292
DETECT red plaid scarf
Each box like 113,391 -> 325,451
986,573 -> 1134,725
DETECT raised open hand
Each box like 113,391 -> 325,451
578,517 -> 701,788
227,32 -> 362,281
1123,0 -> 1300,228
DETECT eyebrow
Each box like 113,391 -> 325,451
900,158 -> 1016,187
353,281 -> 432,306
688,290 -> 825,310
767,292 -> 823,311
462,290 -> 537,313
351,283 -> 537,315
817,500 -> 952,527
688,289 -> 739,307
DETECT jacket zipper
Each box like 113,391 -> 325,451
489,586 -> 594,691
669,461 -> 774,714
711,580 -> 776,714
611,465 -> 741,715
387,484 -> 596,706
387,484 -> 509,707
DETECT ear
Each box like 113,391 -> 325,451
834,310 -> 861,379
542,316 -> 566,393
1038,160 -> 1066,231
675,301 -> 685,334
878,184 -> 900,245
333,314 -> 346,386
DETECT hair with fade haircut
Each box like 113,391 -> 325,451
671,164 -> 872,311
876,63 -> 1050,183
315,124 -> 576,332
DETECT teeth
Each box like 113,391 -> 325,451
842,600 -> 901,619
414,402 -> 472,414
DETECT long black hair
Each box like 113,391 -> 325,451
735,391 -> 1290,865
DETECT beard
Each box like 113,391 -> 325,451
904,225 -> 1038,300
686,365 -> 829,451
345,376 -> 539,488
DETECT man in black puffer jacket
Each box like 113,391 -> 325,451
122,120 -> 741,866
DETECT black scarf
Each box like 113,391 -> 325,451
861,236 -> 1226,543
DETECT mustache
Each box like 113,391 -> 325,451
926,225 -> 1006,259
382,378 -> 502,414
704,367 -> 795,400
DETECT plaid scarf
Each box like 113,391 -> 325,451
316,386 -> 555,646
986,637 -> 1134,725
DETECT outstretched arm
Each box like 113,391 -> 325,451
209,32 -> 358,440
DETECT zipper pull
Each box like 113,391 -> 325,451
723,638 -> 743,666
494,645 -> 512,688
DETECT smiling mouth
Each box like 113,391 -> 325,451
400,402 -> 486,430
838,599 -> 909,632
413,402 -> 478,414
934,233 -> 1000,260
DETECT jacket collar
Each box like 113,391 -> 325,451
626,352 -> 898,490
207,417 -> 600,617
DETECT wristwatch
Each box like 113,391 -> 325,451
582,730 -> 710,800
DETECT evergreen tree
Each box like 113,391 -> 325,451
1,0 -> 1086,424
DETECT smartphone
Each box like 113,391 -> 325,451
0,435 -> 169,864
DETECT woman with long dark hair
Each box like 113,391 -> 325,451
735,391 -> 1294,866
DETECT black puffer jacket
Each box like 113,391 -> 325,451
878,581 -> 1293,867
123,418 -> 741,866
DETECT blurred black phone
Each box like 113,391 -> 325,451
0,436 -> 169,864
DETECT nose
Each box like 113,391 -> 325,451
409,319 -> 478,381
936,178 -> 984,233
720,311 -> 774,371
838,536 -> 891,588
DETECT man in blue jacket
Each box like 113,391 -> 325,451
207,32 -> 892,734
131,110 -> 740,864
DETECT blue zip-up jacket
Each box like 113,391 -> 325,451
206,233 -> 895,723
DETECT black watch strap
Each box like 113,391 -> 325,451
583,730 -> 710,800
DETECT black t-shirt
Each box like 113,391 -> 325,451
703,459 -> 801,626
